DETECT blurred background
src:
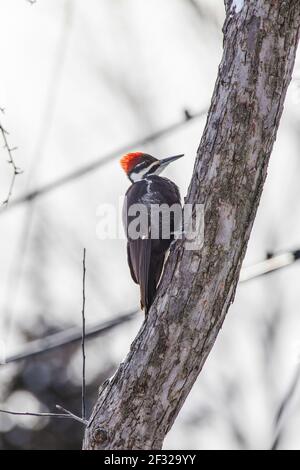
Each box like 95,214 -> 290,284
0,0 -> 300,450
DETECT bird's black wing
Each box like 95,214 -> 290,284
127,237 -> 153,312
123,180 -> 153,311
126,242 -> 138,284
123,176 -> 181,314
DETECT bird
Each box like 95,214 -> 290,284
120,151 -> 183,315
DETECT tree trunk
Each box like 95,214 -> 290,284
83,0 -> 300,450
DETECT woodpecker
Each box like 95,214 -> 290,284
120,152 -> 183,315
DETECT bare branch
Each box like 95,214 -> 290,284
240,249 -> 300,283
0,408 -> 75,420
1,310 -> 138,366
0,121 -> 22,205
271,364 -> 300,449
55,405 -> 87,426
0,406 -> 87,425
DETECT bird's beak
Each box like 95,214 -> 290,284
158,154 -> 184,168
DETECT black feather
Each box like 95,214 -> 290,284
123,175 -> 181,315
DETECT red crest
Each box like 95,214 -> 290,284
120,152 -> 143,174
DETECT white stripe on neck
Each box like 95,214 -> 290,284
130,161 -> 161,181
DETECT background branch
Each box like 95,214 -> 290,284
1,248 -> 300,366
0,109 -> 206,214
1,310 -> 138,365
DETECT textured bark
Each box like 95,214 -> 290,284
83,0 -> 300,450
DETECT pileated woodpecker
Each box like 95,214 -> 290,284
120,152 -> 183,315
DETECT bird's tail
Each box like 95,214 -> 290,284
141,249 -> 165,316
138,237 -> 154,315
141,273 -> 157,315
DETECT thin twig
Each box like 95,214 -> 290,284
0,108 -> 207,214
0,407 -> 87,425
0,251 -> 89,429
271,363 -> 300,450
81,248 -> 86,420
0,122 -> 22,205
56,405 -> 87,425
0,408 -> 74,419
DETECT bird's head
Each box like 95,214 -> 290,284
120,152 -> 184,182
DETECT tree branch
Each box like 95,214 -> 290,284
83,0 -> 300,450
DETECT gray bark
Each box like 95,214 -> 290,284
83,0 -> 300,450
